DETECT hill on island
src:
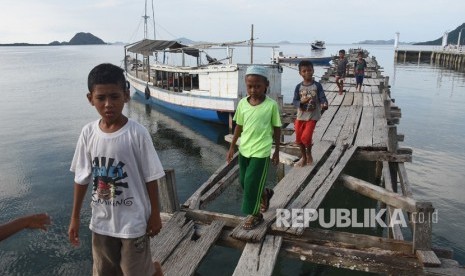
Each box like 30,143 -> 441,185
415,23 -> 465,45
0,32 -> 106,46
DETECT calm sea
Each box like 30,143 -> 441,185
0,44 -> 464,275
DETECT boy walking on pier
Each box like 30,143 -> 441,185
335,49 -> 349,95
293,60 -> 328,166
354,51 -> 367,92
227,65 -> 282,230
68,63 -> 165,276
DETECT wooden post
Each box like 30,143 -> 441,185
412,201 -> 434,253
387,125 -> 398,153
158,169 -> 180,213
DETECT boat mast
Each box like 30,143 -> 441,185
143,0 -> 149,39
250,24 -> 254,64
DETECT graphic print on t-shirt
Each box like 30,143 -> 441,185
92,157 -> 128,201
300,84 -> 317,111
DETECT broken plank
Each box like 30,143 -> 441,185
355,106 -> 374,147
232,235 -> 282,276
162,220 -> 225,276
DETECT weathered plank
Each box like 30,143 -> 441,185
363,92 -> 374,106
229,141 -> 333,242
232,235 -> 282,276
372,106 -> 388,147
281,240 -> 423,275
340,174 -> 417,213
353,91 -> 364,105
321,106 -> 350,143
355,106 -> 374,147
416,250 -> 442,267
199,165 -> 239,208
151,212 -> 195,264
341,92 -> 354,105
372,93 -> 384,107
383,161 -> 404,240
353,149 -> 412,162
183,153 -> 238,209
162,220 -> 225,276
398,163 -> 413,197
312,106 -> 338,142
335,105 -> 362,146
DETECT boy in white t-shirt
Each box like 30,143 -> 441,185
68,63 -> 165,276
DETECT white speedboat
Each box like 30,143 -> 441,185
311,40 -> 326,50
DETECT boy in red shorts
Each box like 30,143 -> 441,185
293,60 -> 328,166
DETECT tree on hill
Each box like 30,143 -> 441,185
68,32 -> 106,45
415,23 -> 465,45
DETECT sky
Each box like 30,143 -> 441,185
1,0 -> 464,44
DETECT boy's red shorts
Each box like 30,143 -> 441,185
295,119 -> 317,147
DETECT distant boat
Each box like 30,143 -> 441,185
124,1 -> 283,126
273,52 -> 333,65
311,40 -> 326,50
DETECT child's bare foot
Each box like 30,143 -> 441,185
294,157 -> 307,167
153,261 -> 164,276
306,153 -> 313,165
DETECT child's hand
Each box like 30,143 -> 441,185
226,148 -> 235,163
321,103 -> 328,110
26,213 -> 51,231
272,151 -> 279,165
68,217 -> 80,247
147,212 -> 162,237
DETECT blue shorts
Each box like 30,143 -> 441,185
355,75 -> 364,85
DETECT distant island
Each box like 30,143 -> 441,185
355,39 -> 415,45
414,22 -> 465,45
0,32 -> 106,46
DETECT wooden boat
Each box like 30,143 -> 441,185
273,52 -> 333,65
123,3 -> 282,125
311,40 -> 326,50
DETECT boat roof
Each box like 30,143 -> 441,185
127,39 -> 200,57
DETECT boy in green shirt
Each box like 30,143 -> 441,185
227,65 -> 282,230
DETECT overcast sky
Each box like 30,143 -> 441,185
1,0 -> 464,44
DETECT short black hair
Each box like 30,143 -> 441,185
87,63 -> 127,92
298,60 -> 314,71
339,49 -> 346,54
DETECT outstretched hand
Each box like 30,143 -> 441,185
26,213 -> 51,231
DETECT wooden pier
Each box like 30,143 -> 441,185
150,49 -> 464,275
395,48 -> 465,71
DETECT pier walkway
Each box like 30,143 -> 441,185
149,49 -> 464,275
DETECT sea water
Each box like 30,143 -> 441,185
0,44 -> 464,275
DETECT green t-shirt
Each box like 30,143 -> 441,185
234,96 -> 282,158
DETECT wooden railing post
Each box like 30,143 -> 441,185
412,201 -> 434,253
158,169 -> 180,213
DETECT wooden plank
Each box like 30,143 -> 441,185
398,163 -> 413,197
355,106 -> 374,147
151,212 -> 195,264
353,91 -> 363,105
363,93 -> 373,106
281,240 -> 423,275
331,92 -> 345,106
321,106 -> 350,143
162,220 -> 225,276
416,250 -> 442,267
341,92 -> 354,105
372,106 -> 388,147
230,141 -> 333,242
383,161 -> 404,240
283,145 -> 357,235
340,174 -> 417,213
372,93 -> 384,107
199,165 -> 239,208
183,153 -> 238,209
353,149 -> 412,162
313,106 -> 338,142
232,235 -> 282,276
336,105 -> 362,146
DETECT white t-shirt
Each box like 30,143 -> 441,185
70,119 -> 165,238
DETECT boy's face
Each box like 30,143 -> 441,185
299,65 -> 314,81
87,83 -> 129,125
339,52 -> 345,58
245,75 -> 268,99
